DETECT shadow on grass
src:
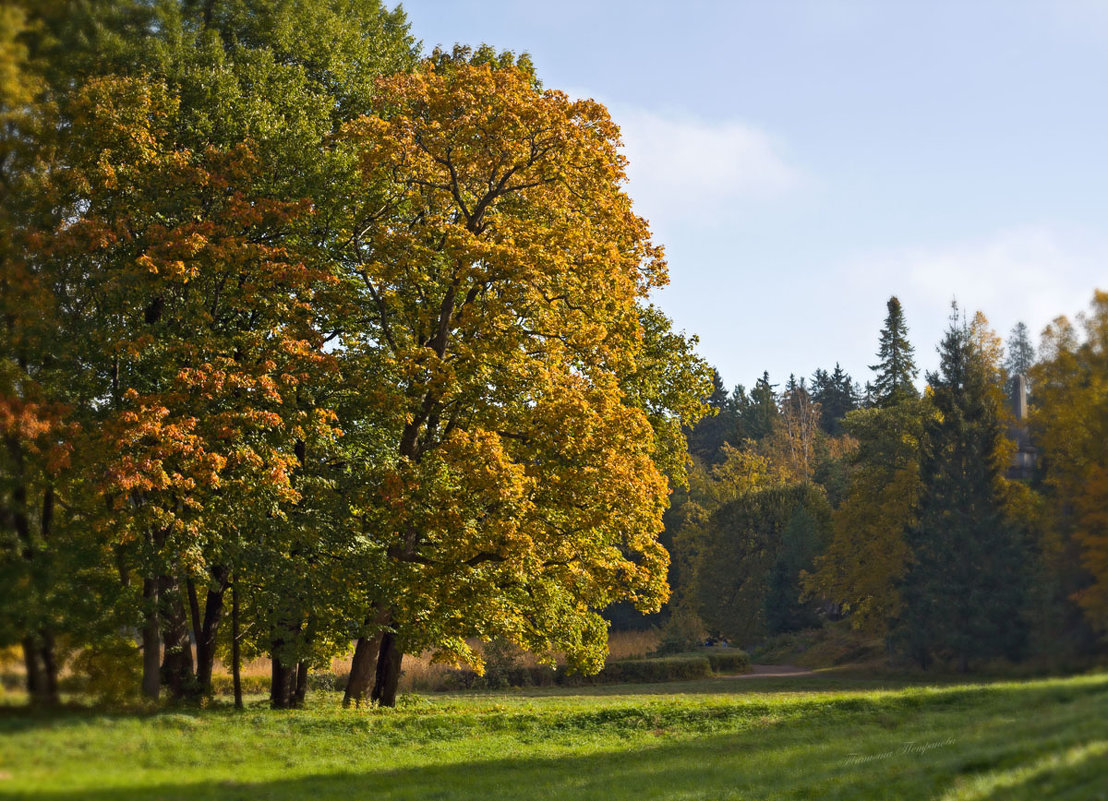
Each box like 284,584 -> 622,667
489,667 -> 1108,700
15,722 -> 1108,801
2,671 -> 1106,738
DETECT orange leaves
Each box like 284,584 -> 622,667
329,59 -> 706,668
1031,290 -> 1108,632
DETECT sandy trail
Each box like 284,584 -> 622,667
726,664 -> 815,678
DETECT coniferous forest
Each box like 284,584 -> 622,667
2,0 -> 1108,724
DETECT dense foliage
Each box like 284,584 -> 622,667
2,0 -> 1105,712
0,0 -> 710,708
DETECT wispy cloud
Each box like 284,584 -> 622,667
843,224 -> 1107,355
610,107 -> 804,230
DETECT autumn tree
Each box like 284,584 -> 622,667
803,399 -> 927,634
338,53 -> 709,706
802,306 -> 928,635
765,376 -> 822,483
1031,292 -> 1108,638
3,0 -> 419,707
0,0 -> 68,706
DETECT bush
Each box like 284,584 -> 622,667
597,656 -> 712,684
704,649 -> 750,674
480,638 -> 525,690
71,638 -> 142,705
654,607 -> 707,656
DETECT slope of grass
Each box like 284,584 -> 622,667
1,671 -> 1106,800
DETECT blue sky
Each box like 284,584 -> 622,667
398,0 -> 1108,391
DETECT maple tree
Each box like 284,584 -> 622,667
336,52 -> 709,706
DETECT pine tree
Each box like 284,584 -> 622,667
1005,321 -> 1036,378
899,305 -> 1028,670
686,368 -> 740,464
736,372 -> 778,442
811,363 -> 858,435
870,297 -> 919,407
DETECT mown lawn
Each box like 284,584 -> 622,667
1,671 -> 1106,800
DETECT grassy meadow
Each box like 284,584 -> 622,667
2,669 -> 1107,800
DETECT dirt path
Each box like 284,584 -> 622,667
726,664 -> 815,678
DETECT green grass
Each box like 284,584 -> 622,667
1,671 -> 1107,800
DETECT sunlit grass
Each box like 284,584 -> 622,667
1,670 -> 1106,800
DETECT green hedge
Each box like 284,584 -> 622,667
594,656 -> 712,684
704,650 -> 751,674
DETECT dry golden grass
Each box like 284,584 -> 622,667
606,629 -> 660,660
4,628 -> 663,697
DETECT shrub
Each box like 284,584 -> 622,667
654,607 -> 707,656
704,649 -> 750,674
71,638 -> 142,705
598,656 -> 712,683
480,637 -> 526,690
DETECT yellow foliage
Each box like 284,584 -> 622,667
1032,291 -> 1108,633
340,60 -> 708,672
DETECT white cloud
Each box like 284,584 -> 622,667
842,224 -> 1107,370
610,107 -> 804,229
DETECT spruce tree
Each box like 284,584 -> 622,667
899,306 -> 1028,670
686,368 -> 739,464
736,372 -> 779,442
811,363 -> 858,434
870,297 -> 919,406
1005,321 -> 1036,378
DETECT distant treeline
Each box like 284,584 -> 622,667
655,294 -> 1108,673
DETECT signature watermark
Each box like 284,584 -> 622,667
841,738 -> 957,768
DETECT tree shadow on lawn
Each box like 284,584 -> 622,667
0,671 -> 1104,739
493,668 -> 1106,700
11,675 -> 1108,801
15,726 -> 1108,801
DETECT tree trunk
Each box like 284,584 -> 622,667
343,607 -> 391,708
159,575 -> 195,699
270,653 -> 297,709
186,578 -> 202,649
343,634 -> 381,708
370,630 -> 403,708
21,637 -> 44,700
141,577 -> 161,700
194,567 -> 229,697
294,660 -> 309,708
231,577 -> 242,710
21,634 -> 58,707
40,630 -> 58,702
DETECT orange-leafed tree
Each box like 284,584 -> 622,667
338,50 -> 710,706
23,74 -> 348,703
1032,291 -> 1108,638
